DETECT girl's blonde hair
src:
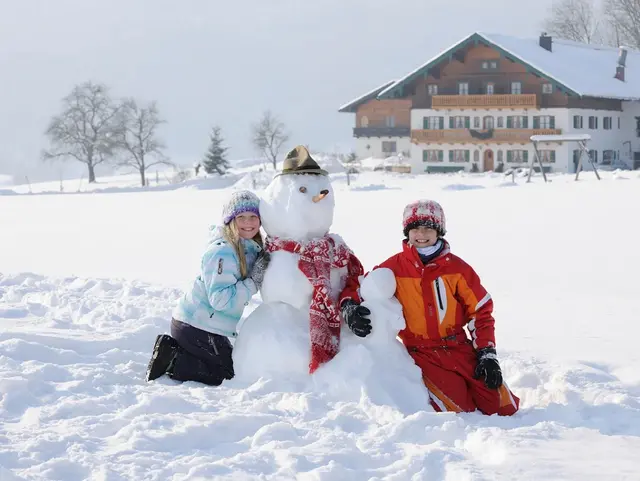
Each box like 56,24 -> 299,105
222,221 -> 263,279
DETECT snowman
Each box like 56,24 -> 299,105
232,145 -> 364,381
312,267 -> 432,414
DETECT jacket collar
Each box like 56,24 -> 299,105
402,238 -> 450,267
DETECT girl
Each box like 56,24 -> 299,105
340,199 -> 520,416
146,190 -> 269,385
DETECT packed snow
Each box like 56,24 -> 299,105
2,168 -> 640,480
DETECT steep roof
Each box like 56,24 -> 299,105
374,32 -> 640,102
337,80 -> 395,113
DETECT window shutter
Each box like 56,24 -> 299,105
423,117 -> 429,129
439,117 -> 444,129
465,150 -> 470,162
449,117 -> 454,128
506,116 -> 513,128
423,150 -> 428,162
550,116 -> 555,129
551,151 -> 556,162
438,150 -> 443,161
465,117 -> 471,128
523,150 -> 529,162
533,116 -> 540,129
523,116 -> 529,128
449,150 -> 453,162
507,150 -> 512,162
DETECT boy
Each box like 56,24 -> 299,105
340,199 -> 519,415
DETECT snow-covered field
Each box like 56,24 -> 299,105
2,168 -> 640,480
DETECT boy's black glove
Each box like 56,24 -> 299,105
341,299 -> 372,337
473,347 -> 503,390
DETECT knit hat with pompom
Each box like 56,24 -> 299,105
222,190 -> 260,225
402,199 -> 446,237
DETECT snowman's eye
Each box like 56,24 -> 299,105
299,186 -> 307,193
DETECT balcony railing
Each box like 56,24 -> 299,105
353,126 -> 411,138
411,128 -> 562,144
430,94 -> 538,110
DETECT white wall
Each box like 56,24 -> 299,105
355,136 -> 412,162
620,101 -> 640,168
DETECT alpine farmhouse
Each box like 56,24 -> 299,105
338,32 -> 640,174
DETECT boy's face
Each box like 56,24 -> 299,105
408,226 -> 439,248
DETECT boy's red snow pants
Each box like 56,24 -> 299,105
408,341 -> 520,416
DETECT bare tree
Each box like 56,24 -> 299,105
42,81 -> 121,183
251,110 -> 289,169
115,99 -> 172,186
605,0 -> 640,48
543,0 -> 605,44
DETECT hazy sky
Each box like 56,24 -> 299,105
0,0 -> 555,181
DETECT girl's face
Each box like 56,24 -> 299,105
234,213 -> 261,239
408,226 -> 439,248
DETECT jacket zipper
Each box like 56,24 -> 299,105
435,278 -> 444,311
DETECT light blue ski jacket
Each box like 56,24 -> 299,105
173,226 -> 261,338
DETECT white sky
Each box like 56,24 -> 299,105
0,0 -> 555,181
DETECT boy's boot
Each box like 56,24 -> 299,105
146,334 -> 180,381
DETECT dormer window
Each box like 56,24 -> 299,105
481,60 -> 498,69
542,83 -> 553,94
427,84 -> 438,95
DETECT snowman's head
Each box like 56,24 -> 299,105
261,173 -> 335,240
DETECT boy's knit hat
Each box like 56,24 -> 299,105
222,190 -> 260,225
402,199 -> 446,237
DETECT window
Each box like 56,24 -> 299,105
542,83 -> 553,94
490,60 -> 498,69
481,60 -> 498,70
423,150 -> 444,162
506,116 -> 528,128
428,84 -> 438,95
473,116 -> 481,128
588,116 -> 598,129
573,150 -> 581,167
449,116 -> 470,129
573,115 -> 583,129
382,141 -> 397,154
603,117 -> 612,130
538,150 -> 556,163
507,150 -> 528,163
618,117 -> 621,129
458,82 -> 469,95
385,116 -> 396,127
533,115 -> 555,129
360,116 -> 369,127
483,116 -> 495,129
511,82 -> 522,94
423,116 -> 444,129
449,150 -> 470,162
603,150 -> 615,165
497,117 -> 504,128
588,149 -> 598,163
486,83 -> 495,95
474,150 -> 480,163
497,150 -> 503,163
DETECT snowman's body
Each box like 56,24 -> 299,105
233,173 -> 355,381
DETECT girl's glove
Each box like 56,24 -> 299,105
341,299 -> 372,337
249,251 -> 270,291
473,347 -> 503,390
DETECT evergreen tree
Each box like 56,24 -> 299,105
203,126 -> 230,175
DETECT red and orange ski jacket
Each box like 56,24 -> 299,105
340,240 -> 496,351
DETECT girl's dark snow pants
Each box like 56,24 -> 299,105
169,318 -> 235,386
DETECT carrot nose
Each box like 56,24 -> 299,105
312,190 -> 329,203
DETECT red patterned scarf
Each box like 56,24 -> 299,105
265,235 -> 356,373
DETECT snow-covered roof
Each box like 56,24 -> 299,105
480,32 -> 640,100
338,80 -> 396,113
376,32 -> 640,101
531,134 -> 591,142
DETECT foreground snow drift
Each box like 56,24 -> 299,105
1,272 -> 640,481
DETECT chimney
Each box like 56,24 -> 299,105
539,33 -> 552,52
615,46 -> 628,81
